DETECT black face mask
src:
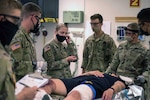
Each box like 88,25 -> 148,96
56,34 -> 66,42
30,20 -> 40,33
139,27 -> 150,36
0,20 -> 18,46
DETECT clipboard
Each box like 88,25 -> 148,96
15,74 -> 49,95
18,74 -> 49,87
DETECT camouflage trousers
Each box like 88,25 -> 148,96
144,82 -> 150,100
51,94 -> 65,100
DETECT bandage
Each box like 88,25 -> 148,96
68,84 -> 94,100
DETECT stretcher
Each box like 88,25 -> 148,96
95,85 -> 145,100
32,84 -> 144,100
95,75 -> 145,100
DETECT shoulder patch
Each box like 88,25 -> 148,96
10,42 -> 21,51
44,45 -> 50,52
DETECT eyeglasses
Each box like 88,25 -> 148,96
90,22 -> 100,26
0,14 -> 20,24
30,15 -> 41,22
34,16 -> 41,21
32,15 -> 41,20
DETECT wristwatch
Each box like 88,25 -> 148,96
110,87 -> 115,94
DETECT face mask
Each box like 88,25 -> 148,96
139,27 -> 149,36
30,18 -> 40,33
30,22 -> 40,33
125,36 -> 133,42
56,34 -> 66,42
0,20 -> 18,46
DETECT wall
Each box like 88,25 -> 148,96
84,0 -> 150,47
35,0 -> 150,76
35,23 -> 57,61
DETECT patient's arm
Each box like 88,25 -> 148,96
102,81 -> 126,100
81,70 -> 104,77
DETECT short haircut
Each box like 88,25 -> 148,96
55,23 -> 68,31
0,0 -> 22,15
21,2 -> 41,18
137,8 -> 150,22
90,14 -> 103,23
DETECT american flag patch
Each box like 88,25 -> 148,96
10,42 -> 21,51
44,45 -> 50,52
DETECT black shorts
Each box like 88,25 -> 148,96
60,74 -> 125,99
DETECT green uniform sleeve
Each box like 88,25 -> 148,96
106,38 -> 117,64
142,50 -> 150,99
66,40 -> 78,59
0,46 -> 16,100
106,47 -> 120,74
0,58 -> 7,91
142,49 -> 150,81
81,40 -> 89,70
10,37 -> 33,77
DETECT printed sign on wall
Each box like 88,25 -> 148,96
130,0 -> 140,7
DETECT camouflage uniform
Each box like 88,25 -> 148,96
10,27 -> 37,81
43,39 -> 78,78
106,41 -> 148,78
81,32 -> 117,72
142,50 -> 150,100
0,43 -> 16,100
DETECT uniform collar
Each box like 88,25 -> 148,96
53,39 -> 63,48
92,31 -> 105,41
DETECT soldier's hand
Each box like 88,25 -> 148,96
82,69 -> 85,73
66,35 -> 71,43
66,56 -> 77,62
82,70 -> 104,77
21,86 -> 37,100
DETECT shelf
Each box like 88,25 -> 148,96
115,17 -> 137,22
40,18 -> 58,23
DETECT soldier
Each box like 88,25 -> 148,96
106,22 -> 148,80
81,14 -> 117,73
9,2 -> 42,81
42,23 -> 78,78
0,0 -> 37,100
137,8 -> 150,100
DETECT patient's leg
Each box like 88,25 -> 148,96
64,91 -> 81,100
65,84 -> 94,100
42,79 -> 67,96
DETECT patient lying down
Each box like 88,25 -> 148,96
41,71 -> 126,100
